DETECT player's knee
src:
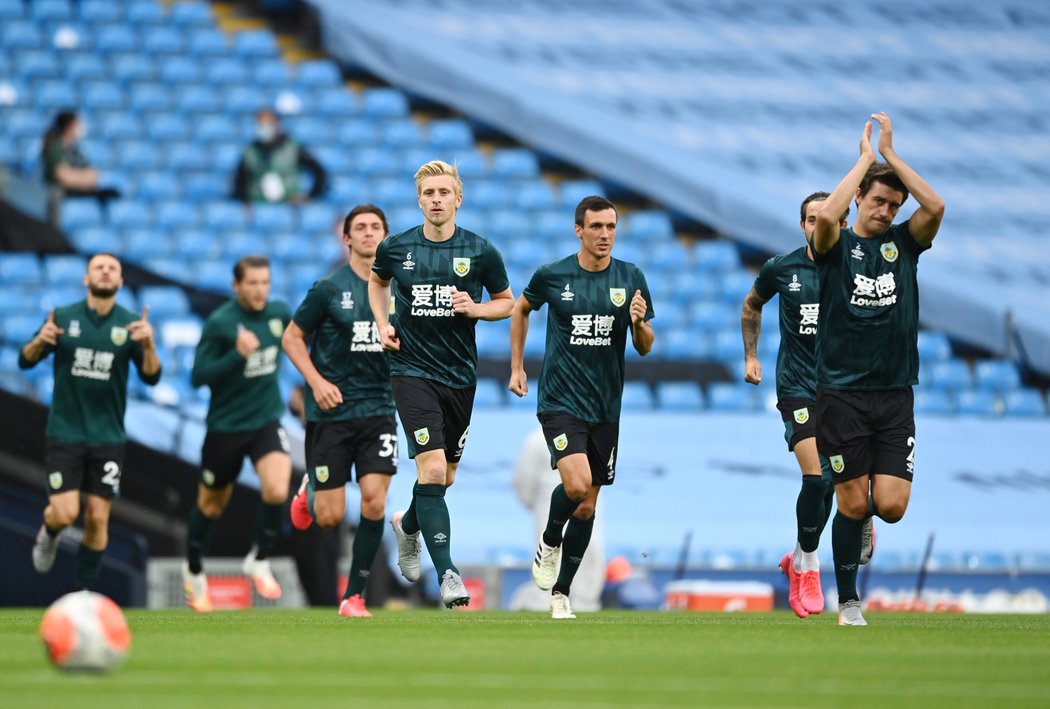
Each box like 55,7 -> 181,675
563,480 -> 589,502
49,506 -> 78,528
198,500 -> 225,518
315,508 -> 342,529
837,496 -> 868,519
573,501 -> 596,519
83,507 -> 109,530
878,501 -> 907,524
260,485 -> 287,506
418,465 -> 446,485
360,498 -> 385,521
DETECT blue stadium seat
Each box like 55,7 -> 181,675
660,329 -> 712,360
334,118 -> 378,147
129,83 -> 172,112
314,90 -> 357,116
694,241 -> 740,271
252,204 -> 296,232
719,270 -> 757,305
96,110 -> 139,140
645,241 -> 692,271
711,330 -> 742,363
169,1 -> 214,27
491,149 -> 539,179
706,382 -> 760,412
233,30 -> 278,58
71,226 -> 121,254
1002,388 -> 1047,417
621,382 -> 655,411
253,58 -> 291,87
624,210 -> 674,240
914,388 -> 955,416
65,53 -> 107,82
955,389 -> 1001,417
183,173 -> 228,202
142,258 -> 192,283
95,24 -> 138,53
973,359 -> 1021,392
31,0 -> 73,22
138,286 -> 191,319
380,118 -> 424,148
2,22 -> 43,50
202,202 -> 248,231
210,142 -> 244,173
473,378 -> 504,408
454,151 -> 489,178
125,1 -> 165,25
468,181 -> 509,210
223,86 -> 266,113
43,255 -> 87,284
690,302 -> 735,333
194,260 -> 234,292
205,57 -> 250,85
187,27 -> 228,56
156,201 -> 200,230
109,52 -> 155,82
109,201 -> 152,229
114,141 -> 160,170
123,228 -> 171,262
518,182 -> 559,209
35,79 -> 77,110
0,254 -> 42,287
37,286 -> 85,312
16,50 -> 61,80
158,56 -> 202,85
428,119 -> 474,151
79,0 -> 122,24
59,199 -> 105,231
135,170 -> 178,201
560,179 -> 605,205
220,232 -> 258,260
361,88 -> 408,118
146,114 -> 189,142
0,0 -> 24,20
142,25 -> 186,54
195,114 -> 238,142
80,80 -> 124,110
297,60 -> 342,88
926,359 -> 973,391
656,381 -> 705,410
916,331 -> 952,362
354,148 -> 400,177
172,231 -> 218,261
167,143 -> 211,171
299,203 -> 338,234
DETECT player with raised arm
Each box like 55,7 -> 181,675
368,160 -> 513,608
283,205 -> 398,618
20,253 -> 161,591
182,256 -> 293,612
811,113 -> 945,626
509,195 -> 655,619
741,193 -> 848,618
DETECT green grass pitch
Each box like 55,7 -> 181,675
2,609 -> 1049,708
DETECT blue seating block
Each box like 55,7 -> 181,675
621,382 -> 655,411
656,381 -> 705,410
297,60 -> 342,87
234,30 -> 278,57
926,359 -> 973,391
138,286 -> 191,319
473,378 -> 504,408
706,382 -> 760,412
44,255 -> 88,284
0,254 -> 42,287
973,359 -> 1021,392
694,241 -> 741,271
916,331 -> 952,361
143,25 -> 186,54
59,199 -> 104,230
914,388 -> 955,416
361,88 -> 408,118
1002,389 -> 1047,417
955,389 -> 1001,417
491,149 -> 539,179
169,1 -> 214,26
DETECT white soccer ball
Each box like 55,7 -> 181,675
40,591 -> 131,673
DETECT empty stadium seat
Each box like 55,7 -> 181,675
109,52 -> 155,81
428,119 -> 474,150
621,382 -> 655,410
694,241 -> 740,271
706,382 -> 760,412
656,381 -> 705,410
43,255 -> 87,284
1002,389 -> 1047,417
973,359 -> 1021,392
926,359 -> 973,391
955,389 -> 1002,417
360,88 -> 408,118
251,204 -> 296,232
491,149 -> 539,179
3,315 -> 45,345
659,329 -> 712,360
59,199 -> 104,231
138,286 -> 191,319
79,0 -> 122,24
142,25 -> 186,54
186,27 -> 228,56
473,378 -> 504,408
125,2 -> 165,25
914,388 -> 955,416
916,331 -> 952,361
160,55 -> 203,85
169,1 -> 213,27
296,59 -> 342,87
0,254 -> 42,287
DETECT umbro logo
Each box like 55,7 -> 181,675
403,251 -> 415,270
840,563 -> 857,571
851,245 -> 865,261
433,532 -> 448,544
788,275 -> 801,292
561,284 -> 574,301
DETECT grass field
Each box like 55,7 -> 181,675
2,609 -> 1049,708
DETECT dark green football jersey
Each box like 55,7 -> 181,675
372,225 -> 510,388
814,220 -> 928,390
191,298 -> 291,432
523,255 -> 654,424
18,299 -> 162,445
753,246 -> 819,401
293,264 -> 395,422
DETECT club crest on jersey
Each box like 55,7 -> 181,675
609,288 -> 626,307
110,326 -> 127,345
452,258 -> 471,277
793,407 -> 809,425
829,455 -> 845,474
341,291 -> 354,309
880,241 -> 899,263
49,472 -> 63,489
68,320 -> 81,337
268,318 -> 284,337
553,434 -> 568,451
315,465 -> 330,483
414,428 -> 430,445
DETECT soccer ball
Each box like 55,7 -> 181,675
40,591 -> 131,672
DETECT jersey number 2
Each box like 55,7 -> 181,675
101,461 -> 121,491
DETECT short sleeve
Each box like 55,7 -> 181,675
521,268 -> 547,310
372,239 -> 394,280
896,219 -> 929,257
753,257 -> 778,300
292,282 -> 329,333
481,242 -> 511,294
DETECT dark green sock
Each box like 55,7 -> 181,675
74,544 -> 104,590
253,502 -> 283,561
796,476 -> 830,553
552,514 -> 594,597
821,483 -> 836,533
345,515 -> 385,599
832,511 -> 864,603
306,477 -> 316,518
401,482 -> 421,535
186,506 -> 216,574
542,484 -> 581,547
415,483 -> 457,575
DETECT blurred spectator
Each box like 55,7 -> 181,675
42,110 -> 119,227
233,108 -> 328,204
510,428 -> 604,612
